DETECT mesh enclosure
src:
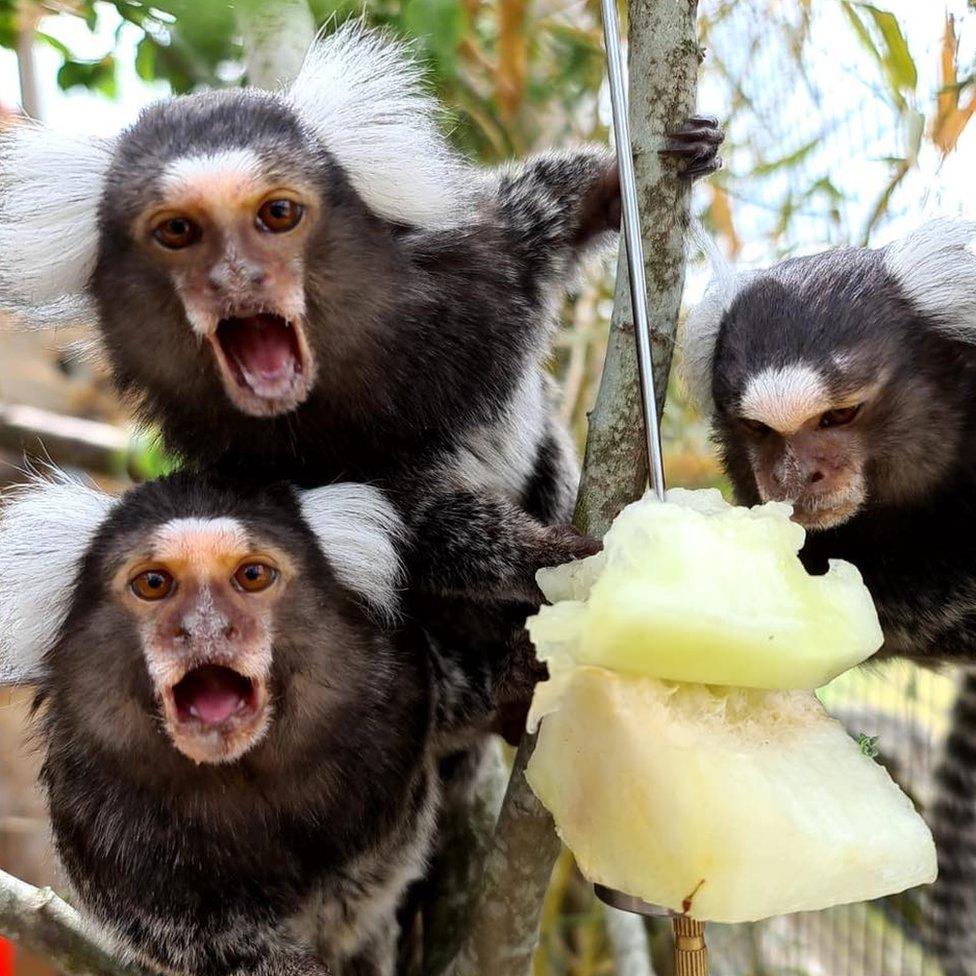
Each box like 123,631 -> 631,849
669,3 -> 976,973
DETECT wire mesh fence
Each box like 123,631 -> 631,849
657,3 -> 976,973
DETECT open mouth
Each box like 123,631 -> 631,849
163,664 -> 270,764
209,313 -> 315,417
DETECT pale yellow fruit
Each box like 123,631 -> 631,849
531,488 -> 883,690
526,669 -> 937,922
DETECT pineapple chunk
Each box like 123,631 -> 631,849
526,669 -> 937,922
531,488 -> 883,690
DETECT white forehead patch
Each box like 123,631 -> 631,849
161,148 -> 262,196
150,518 -> 250,562
740,364 -> 829,433
0,472 -> 115,684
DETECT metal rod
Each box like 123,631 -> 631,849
595,10 -> 710,972
599,0 -> 667,502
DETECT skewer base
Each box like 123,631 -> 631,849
594,886 -> 708,974
672,915 -> 708,975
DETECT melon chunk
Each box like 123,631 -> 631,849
526,669 -> 937,922
531,488 -> 883,690
525,488 -> 935,922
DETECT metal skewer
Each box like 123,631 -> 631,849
595,1 -> 708,971
599,0 -> 666,504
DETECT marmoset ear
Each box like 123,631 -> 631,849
882,218 -> 976,343
0,471 -> 115,684
298,482 -> 406,623
286,23 -> 471,229
0,122 -> 115,325
679,269 -> 756,412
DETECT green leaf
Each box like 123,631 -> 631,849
35,31 -> 73,59
135,36 -> 157,83
752,136 -> 821,177
840,2 -> 881,68
128,432 -> 179,481
842,2 -> 917,110
857,733 -> 880,759
56,54 -> 118,99
0,17 -> 16,50
861,4 -> 917,93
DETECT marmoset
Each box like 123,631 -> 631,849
0,472 -> 496,976
680,218 -> 976,974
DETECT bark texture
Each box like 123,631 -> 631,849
575,0 -> 703,537
0,869 -> 151,976
455,1 -> 703,972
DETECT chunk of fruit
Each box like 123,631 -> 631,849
530,488 -> 882,690
527,669 -> 937,922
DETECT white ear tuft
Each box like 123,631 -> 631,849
0,471 -> 114,684
0,122 -> 113,326
883,218 -> 976,342
299,483 -> 406,623
287,24 -> 472,229
679,269 -> 755,412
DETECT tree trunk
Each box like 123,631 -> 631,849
15,2 -> 42,120
454,1 -> 704,973
235,0 -> 316,90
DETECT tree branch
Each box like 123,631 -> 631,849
454,1 -> 703,972
0,868 -> 150,976
0,402 -> 129,477
603,904 -> 657,976
419,741 -> 508,976
235,0 -> 316,90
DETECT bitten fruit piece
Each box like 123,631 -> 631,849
525,488 -> 936,922
526,669 -> 937,922
531,488 -> 883,691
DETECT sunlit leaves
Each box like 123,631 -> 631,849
840,1 -> 917,111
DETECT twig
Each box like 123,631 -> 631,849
0,868 -> 151,976
0,401 -> 129,476
454,0 -> 703,972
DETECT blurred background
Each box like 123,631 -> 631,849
0,1 -> 973,974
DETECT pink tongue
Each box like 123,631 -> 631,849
191,682 -> 243,725
226,316 -> 295,379
175,666 -> 250,726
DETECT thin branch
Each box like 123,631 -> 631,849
603,904 -> 657,976
454,0 -> 704,971
0,401 -> 129,477
0,868 -> 150,976
419,740 -> 509,976
14,4 -> 42,120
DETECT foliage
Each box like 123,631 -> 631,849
1,0 -> 608,162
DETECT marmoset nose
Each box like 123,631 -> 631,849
808,470 -> 825,485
